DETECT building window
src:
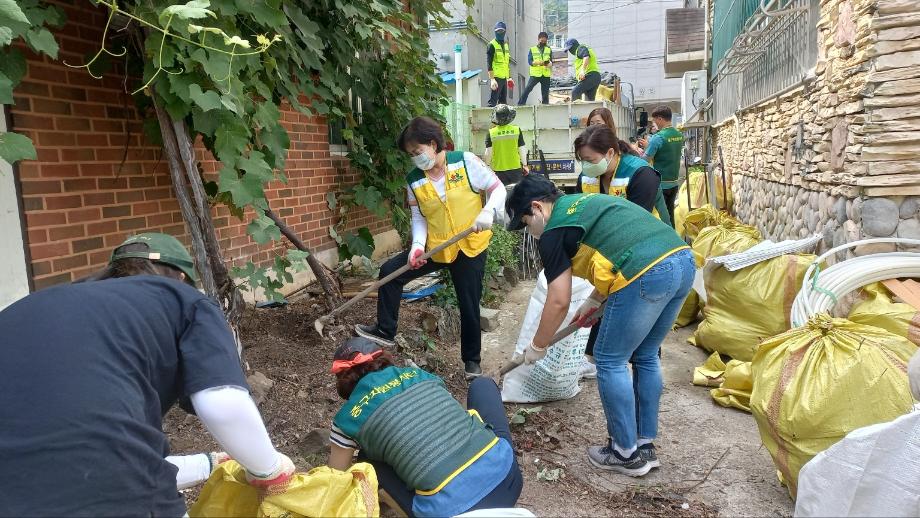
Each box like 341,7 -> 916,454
328,91 -> 362,155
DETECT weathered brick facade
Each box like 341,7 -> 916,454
10,1 -> 393,291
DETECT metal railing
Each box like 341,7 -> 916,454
709,0 -> 819,124
440,101 -> 474,152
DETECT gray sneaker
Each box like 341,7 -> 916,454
587,440 -> 652,477
354,324 -> 395,347
638,443 -> 660,469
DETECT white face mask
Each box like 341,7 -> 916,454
581,158 -> 608,178
411,149 -> 436,171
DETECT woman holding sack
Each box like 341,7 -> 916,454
355,116 -> 506,379
504,175 -> 694,477
327,337 -> 523,517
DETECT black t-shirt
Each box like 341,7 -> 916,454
539,227 -> 586,285
0,275 -> 248,517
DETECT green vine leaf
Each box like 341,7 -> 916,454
23,27 -> 58,58
344,228 -> 375,259
0,0 -> 29,24
0,131 -> 37,163
189,83 -> 222,111
161,0 -> 216,22
286,249 -> 311,272
0,26 -> 13,46
247,213 -> 281,245
0,71 -> 11,103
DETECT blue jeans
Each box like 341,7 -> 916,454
593,249 -> 695,450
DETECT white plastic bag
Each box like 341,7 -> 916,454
501,270 -> 594,403
795,405 -> 920,517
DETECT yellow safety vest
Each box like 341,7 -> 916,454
488,124 -> 522,172
529,45 -> 552,78
407,151 -> 491,263
490,40 -> 510,79
574,45 -> 599,75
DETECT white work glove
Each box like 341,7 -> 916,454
472,208 -> 494,232
572,296 -> 604,328
208,451 -> 232,471
408,242 -> 426,269
577,72 -> 585,81
909,350 -> 920,401
245,453 -> 295,493
490,78 -> 498,91
523,342 -> 548,365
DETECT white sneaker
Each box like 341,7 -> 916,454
579,358 -> 597,379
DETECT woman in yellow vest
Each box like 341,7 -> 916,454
356,117 -> 507,378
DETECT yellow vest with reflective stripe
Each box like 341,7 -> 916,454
490,40 -> 510,79
574,45 -> 599,75
529,45 -> 551,78
488,124 -> 522,172
407,151 -> 491,263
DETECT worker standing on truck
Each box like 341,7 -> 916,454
487,21 -> 511,107
327,337 -> 523,517
0,233 -> 294,517
565,38 -> 602,102
636,106 -> 684,226
504,176 -> 693,477
518,31 -> 553,105
485,104 -> 529,185
355,116 -> 506,379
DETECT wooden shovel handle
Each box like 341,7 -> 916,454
323,227 -> 476,321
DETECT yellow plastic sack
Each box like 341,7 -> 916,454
189,461 -> 380,518
848,282 -> 920,347
690,220 -> 762,260
710,360 -> 752,412
692,351 -> 727,387
674,290 -> 702,328
694,254 -> 814,361
673,170 -> 734,236
750,314 -> 917,499
682,205 -> 735,242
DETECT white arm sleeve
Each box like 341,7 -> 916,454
484,147 -> 493,165
483,181 -> 507,214
410,205 -> 427,248
167,454 -> 212,490
190,386 -> 280,477
518,145 -> 527,167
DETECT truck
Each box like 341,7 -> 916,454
469,101 -> 636,191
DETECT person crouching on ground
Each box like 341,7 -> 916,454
327,337 -> 522,517
0,233 -> 294,517
356,116 -> 507,379
504,176 -> 694,477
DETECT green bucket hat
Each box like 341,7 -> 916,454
111,233 -> 200,284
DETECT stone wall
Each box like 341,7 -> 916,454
711,0 -> 920,256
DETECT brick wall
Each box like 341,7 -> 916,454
10,1 -> 392,290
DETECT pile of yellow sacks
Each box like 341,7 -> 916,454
673,168 -> 733,238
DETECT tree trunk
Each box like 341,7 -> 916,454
264,207 -> 342,306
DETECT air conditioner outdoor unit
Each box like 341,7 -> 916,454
681,70 -> 707,123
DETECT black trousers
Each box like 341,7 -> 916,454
518,76 -> 549,105
571,71 -> 602,101
487,78 -> 508,107
663,186 -> 679,229
364,378 -> 523,517
376,248 -> 487,363
496,168 -> 525,186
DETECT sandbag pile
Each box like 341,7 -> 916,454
673,169 -> 734,237
848,282 -> 920,347
750,314 -> 917,499
692,352 -> 753,412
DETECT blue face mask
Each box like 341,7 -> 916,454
495,31 -> 505,42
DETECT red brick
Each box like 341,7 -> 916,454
26,212 -> 67,227
67,207 -> 101,223
40,164 -> 82,178
104,234 -> 124,247
13,96 -> 30,111
35,148 -> 60,162
87,221 -> 117,235
144,187 -> 172,200
30,241 -> 71,260
128,176 -> 157,189
31,98 -> 72,115
13,113 -> 54,130
16,81 -> 49,96
20,180 -> 61,195
64,178 -> 98,192
45,195 -> 83,210
38,132 -> 77,147
50,85 -> 88,102
73,236 -> 104,253
21,197 -> 44,211
27,228 -> 47,244
33,272 -> 73,290
102,205 -> 131,218
61,148 -> 96,161
132,201 -> 160,216
55,117 -> 93,131
71,103 -> 105,118
118,217 -> 147,231
88,250 -> 109,265
116,190 -> 145,203
31,261 -> 52,276
80,163 -> 115,177
97,177 -> 127,190
83,192 -> 114,206
53,254 -> 89,272
76,133 -> 108,146
146,213 -> 172,226
92,119 -> 124,133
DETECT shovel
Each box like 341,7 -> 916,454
498,300 -> 607,376
314,227 -> 476,336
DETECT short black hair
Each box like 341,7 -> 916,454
397,116 -> 445,153
538,31 -> 548,39
651,105 -> 672,121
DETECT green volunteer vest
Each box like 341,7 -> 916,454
489,124 -> 523,172
577,154 -> 672,227
651,126 -> 684,188
490,39 -> 510,79
529,45 -> 552,78
333,366 -> 497,493
544,193 -> 687,293
574,45 -> 599,75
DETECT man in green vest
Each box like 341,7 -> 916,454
637,106 -> 684,227
565,38 -> 602,102
485,104 -> 529,185
518,31 -> 553,105
487,21 -> 511,107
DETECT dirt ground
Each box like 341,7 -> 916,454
165,277 -> 794,516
